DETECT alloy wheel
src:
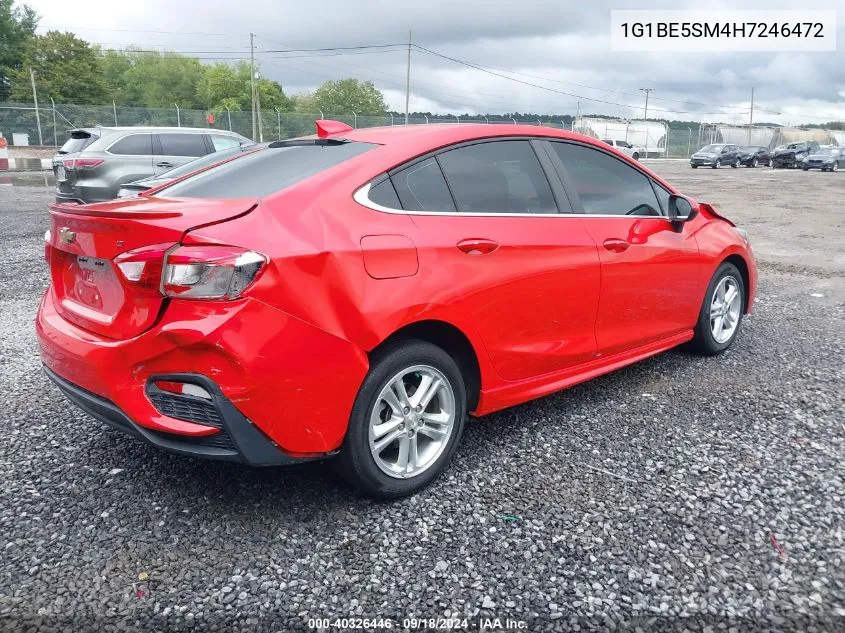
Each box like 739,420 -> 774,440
368,365 -> 456,479
709,276 -> 742,344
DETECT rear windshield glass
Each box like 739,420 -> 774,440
158,144 -> 259,180
158,141 -> 375,199
59,132 -> 98,154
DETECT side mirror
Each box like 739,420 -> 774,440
668,195 -> 697,228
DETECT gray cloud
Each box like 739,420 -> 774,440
28,0 -> 845,123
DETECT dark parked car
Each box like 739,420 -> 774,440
117,141 -> 262,198
689,144 -> 741,169
738,146 -> 770,167
53,127 -> 249,203
770,141 -> 819,169
801,147 -> 844,172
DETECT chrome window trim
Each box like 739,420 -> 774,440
353,183 -> 669,219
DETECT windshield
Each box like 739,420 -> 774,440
157,141 -> 375,199
699,144 -> 724,153
156,144 -> 259,180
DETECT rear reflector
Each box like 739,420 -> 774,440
162,245 -> 267,300
154,380 -> 213,400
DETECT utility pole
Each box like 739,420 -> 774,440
748,86 -> 754,144
639,88 -> 654,121
404,30 -> 412,125
29,67 -> 43,146
255,71 -> 263,142
250,32 -> 257,141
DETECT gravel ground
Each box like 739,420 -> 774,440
1,167 -> 843,632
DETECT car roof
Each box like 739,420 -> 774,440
74,127 -> 243,135
342,123 -> 603,151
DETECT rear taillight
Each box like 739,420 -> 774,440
63,158 -> 104,170
113,243 -> 266,300
162,245 -> 267,300
114,243 -> 175,296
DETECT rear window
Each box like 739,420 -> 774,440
159,133 -> 208,157
158,141 -> 375,199
109,134 -> 153,156
59,132 -> 98,154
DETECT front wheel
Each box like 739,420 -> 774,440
632,152 -> 640,161
832,163 -> 839,172
712,159 -> 721,169
688,263 -> 745,356
751,157 -> 758,168
337,340 -> 467,498
731,159 -> 739,168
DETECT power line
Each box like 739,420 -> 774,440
412,45 -> 743,116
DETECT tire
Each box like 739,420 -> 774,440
712,159 -> 721,169
336,339 -> 467,498
802,167 -> 808,171
688,262 -> 745,356
751,157 -> 758,168
691,164 -> 698,169
833,163 -> 839,172
632,152 -> 640,161
730,159 -> 739,168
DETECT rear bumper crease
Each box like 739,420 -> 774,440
42,366 -> 320,466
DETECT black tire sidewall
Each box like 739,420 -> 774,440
692,263 -> 745,355
338,340 -> 467,498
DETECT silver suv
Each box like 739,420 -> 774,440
53,127 -> 250,203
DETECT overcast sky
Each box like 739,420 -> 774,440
26,0 -> 845,124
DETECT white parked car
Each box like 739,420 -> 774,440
602,138 -> 646,161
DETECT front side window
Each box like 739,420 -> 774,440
159,133 -> 208,157
391,158 -> 456,212
437,140 -> 557,214
109,134 -> 153,156
551,142 -> 662,217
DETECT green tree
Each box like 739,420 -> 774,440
198,60 -> 292,113
306,79 -> 387,115
0,0 -> 37,100
9,31 -> 106,103
118,51 -> 206,108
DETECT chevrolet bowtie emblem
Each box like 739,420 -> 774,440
59,227 -> 76,244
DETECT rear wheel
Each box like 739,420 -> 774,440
833,163 -> 839,172
712,159 -> 721,169
632,152 -> 640,161
751,157 -> 758,168
688,263 -> 745,356
337,340 -> 467,498
691,164 -> 698,169
731,158 -> 739,168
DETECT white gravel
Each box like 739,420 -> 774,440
0,182 -> 842,632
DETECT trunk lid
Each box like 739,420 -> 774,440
46,196 -> 257,339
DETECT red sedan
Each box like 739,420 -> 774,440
37,121 -> 756,498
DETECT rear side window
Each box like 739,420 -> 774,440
159,141 -> 375,199
438,140 -> 557,214
369,178 -> 402,209
159,133 -> 208,157
59,132 -> 98,154
392,158 -> 456,212
551,142 -> 662,217
210,135 -> 241,151
108,134 -> 153,156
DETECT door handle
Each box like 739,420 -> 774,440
156,161 -> 174,168
602,238 -> 630,253
457,238 -> 499,255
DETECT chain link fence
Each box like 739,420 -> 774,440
2,101 -> 841,158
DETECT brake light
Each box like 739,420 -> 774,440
63,158 -> 104,170
162,245 -> 267,300
114,243 -> 175,295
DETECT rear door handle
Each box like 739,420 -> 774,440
457,238 -> 499,255
602,238 -> 630,253
156,161 -> 174,168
